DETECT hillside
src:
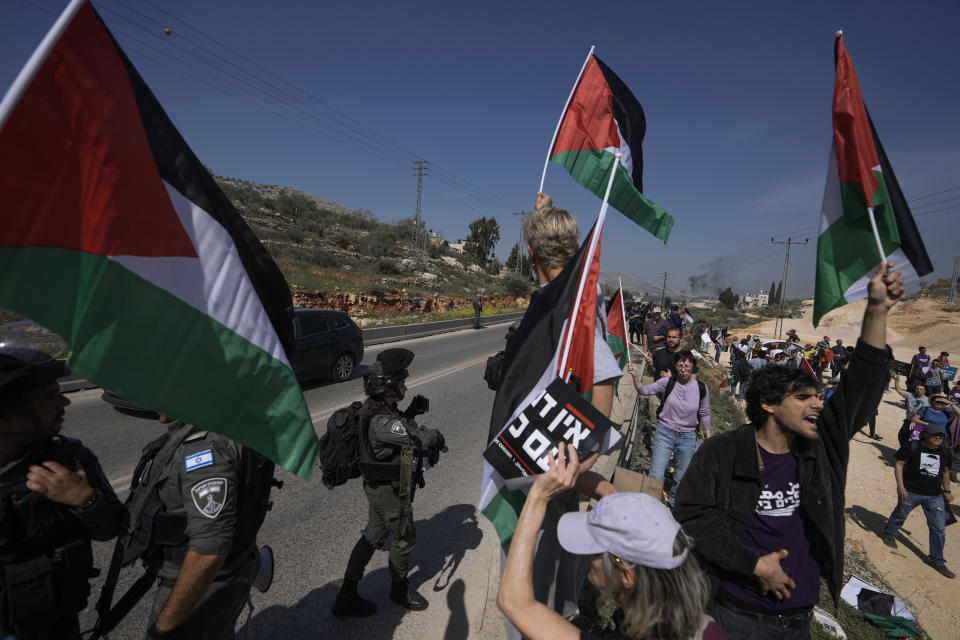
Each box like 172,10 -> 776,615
213,175 -> 532,317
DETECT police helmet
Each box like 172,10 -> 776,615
0,347 -> 70,394
363,348 -> 413,398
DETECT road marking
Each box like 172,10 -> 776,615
107,354 -> 490,492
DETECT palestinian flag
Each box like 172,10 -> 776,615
549,54 -> 674,243
479,223 -> 620,545
605,287 -> 629,369
801,357 -> 818,379
0,0 -> 319,479
814,33 -> 933,327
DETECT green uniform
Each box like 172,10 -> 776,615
346,406 -> 442,584
130,422 -> 261,639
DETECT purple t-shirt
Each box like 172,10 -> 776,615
719,446 -> 820,610
639,377 -> 711,434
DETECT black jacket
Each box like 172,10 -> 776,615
675,339 -> 887,604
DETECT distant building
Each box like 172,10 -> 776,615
742,290 -> 769,308
447,242 -> 465,254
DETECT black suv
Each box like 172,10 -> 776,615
291,309 -> 364,383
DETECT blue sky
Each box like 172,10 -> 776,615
3,0 -> 958,299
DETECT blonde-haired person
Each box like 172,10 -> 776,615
499,443 -> 725,640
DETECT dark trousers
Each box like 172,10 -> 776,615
346,483 -> 416,583
473,309 -> 481,328
148,550 -> 259,640
4,612 -> 80,640
713,600 -> 812,640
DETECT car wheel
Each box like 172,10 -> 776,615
331,352 -> 356,382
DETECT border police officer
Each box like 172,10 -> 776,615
97,414 -> 274,639
0,347 -> 124,639
332,348 -> 445,617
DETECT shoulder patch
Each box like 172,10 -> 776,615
185,449 -> 214,472
390,420 -> 407,436
190,477 -> 227,519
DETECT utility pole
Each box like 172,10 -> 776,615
511,210 -> 528,274
949,255 -> 960,304
656,272 -> 676,310
770,237 -> 809,339
412,160 -> 429,250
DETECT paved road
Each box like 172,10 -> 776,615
65,322 -> 512,639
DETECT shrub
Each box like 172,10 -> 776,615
377,257 -> 401,275
503,272 -> 534,296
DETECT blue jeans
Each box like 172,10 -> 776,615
649,424 -> 697,506
730,375 -> 746,400
883,492 -> 947,565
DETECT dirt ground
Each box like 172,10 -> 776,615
743,297 -> 959,640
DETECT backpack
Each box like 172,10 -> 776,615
484,350 -> 505,390
656,377 -> 707,426
318,401 -> 364,489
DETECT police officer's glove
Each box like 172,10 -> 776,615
403,394 -> 429,419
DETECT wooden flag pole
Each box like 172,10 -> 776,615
866,206 -> 888,264
619,276 -> 631,363
0,0 -> 86,132
558,150 -> 619,380
538,46 -> 596,194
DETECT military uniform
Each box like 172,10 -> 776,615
333,348 -> 445,617
117,422 -> 265,639
347,405 -> 442,585
0,436 -> 124,640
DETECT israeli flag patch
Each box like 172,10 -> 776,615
185,449 -> 214,472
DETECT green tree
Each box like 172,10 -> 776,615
774,281 -> 783,304
718,287 -> 737,310
505,243 -> 531,274
769,280 -> 777,303
463,216 -> 500,265
276,190 -> 315,223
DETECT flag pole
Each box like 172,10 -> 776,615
558,150 -> 619,379
866,206 -> 888,264
538,45 -> 596,193
618,276 -> 631,362
0,0 -> 86,132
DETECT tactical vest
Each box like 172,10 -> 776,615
0,439 -> 97,632
120,423 -> 275,568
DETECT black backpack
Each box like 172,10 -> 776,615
656,377 -> 707,427
318,401 -> 364,489
484,350 -> 505,390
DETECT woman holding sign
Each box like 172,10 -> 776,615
498,443 -> 725,640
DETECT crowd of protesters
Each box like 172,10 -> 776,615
496,192 -> 957,639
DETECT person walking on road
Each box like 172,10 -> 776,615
473,293 -> 483,329
882,423 -> 955,578
627,351 -> 710,507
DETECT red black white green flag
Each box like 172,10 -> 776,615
604,286 -> 629,369
548,54 -> 674,243
479,222 -> 620,545
0,0 -> 319,478
814,33 -> 933,327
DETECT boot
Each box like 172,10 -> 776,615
332,578 -> 377,617
390,579 -> 429,611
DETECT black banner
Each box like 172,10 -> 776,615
484,377 -> 616,481
889,359 -> 911,376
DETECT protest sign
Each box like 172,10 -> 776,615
484,377 -> 616,481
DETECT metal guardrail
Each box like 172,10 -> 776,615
362,311 -> 526,345
58,311 -> 528,392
